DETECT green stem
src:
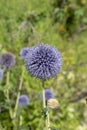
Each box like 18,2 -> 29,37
6,71 -> 10,99
42,80 -> 51,130
47,111 -> 50,130
13,66 -> 24,128
6,71 -> 13,119
42,80 -> 48,130
19,115 -> 23,126
42,81 -> 46,108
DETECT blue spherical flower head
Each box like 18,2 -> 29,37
0,68 -> 3,79
25,44 -> 62,80
45,89 -> 54,100
18,95 -> 29,107
40,88 -> 54,101
0,53 -> 15,69
20,47 -> 30,59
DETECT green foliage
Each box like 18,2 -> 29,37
51,0 -> 87,37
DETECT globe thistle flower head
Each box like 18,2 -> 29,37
0,68 -> 3,79
0,53 -> 15,69
25,44 -> 62,80
45,89 -> 54,100
20,47 -> 30,59
18,95 -> 29,107
40,88 -> 54,101
47,98 -> 59,109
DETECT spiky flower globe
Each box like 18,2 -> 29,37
20,47 -> 30,59
0,53 -> 15,69
25,44 -> 62,80
40,89 -> 54,101
0,68 -> 3,79
18,95 -> 29,107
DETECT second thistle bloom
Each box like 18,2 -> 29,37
25,44 -> 62,80
18,95 -> 29,107
40,89 -> 54,101
0,53 -> 15,69
20,47 -> 30,59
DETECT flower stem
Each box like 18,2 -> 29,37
42,80 -> 51,130
19,115 -> 23,126
42,81 -> 46,108
6,71 -> 13,118
6,71 -> 10,99
47,111 -> 51,130
42,80 -> 49,130
13,66 -> 24,128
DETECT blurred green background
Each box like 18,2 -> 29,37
0,0 -> 87,130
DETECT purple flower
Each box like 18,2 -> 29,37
40,89 -> 54,101
0,68 -> 3,79
18,95 -> 29,107
0,53 -> 15,69
20,47 -> 30,59
25,44 -> 62,80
